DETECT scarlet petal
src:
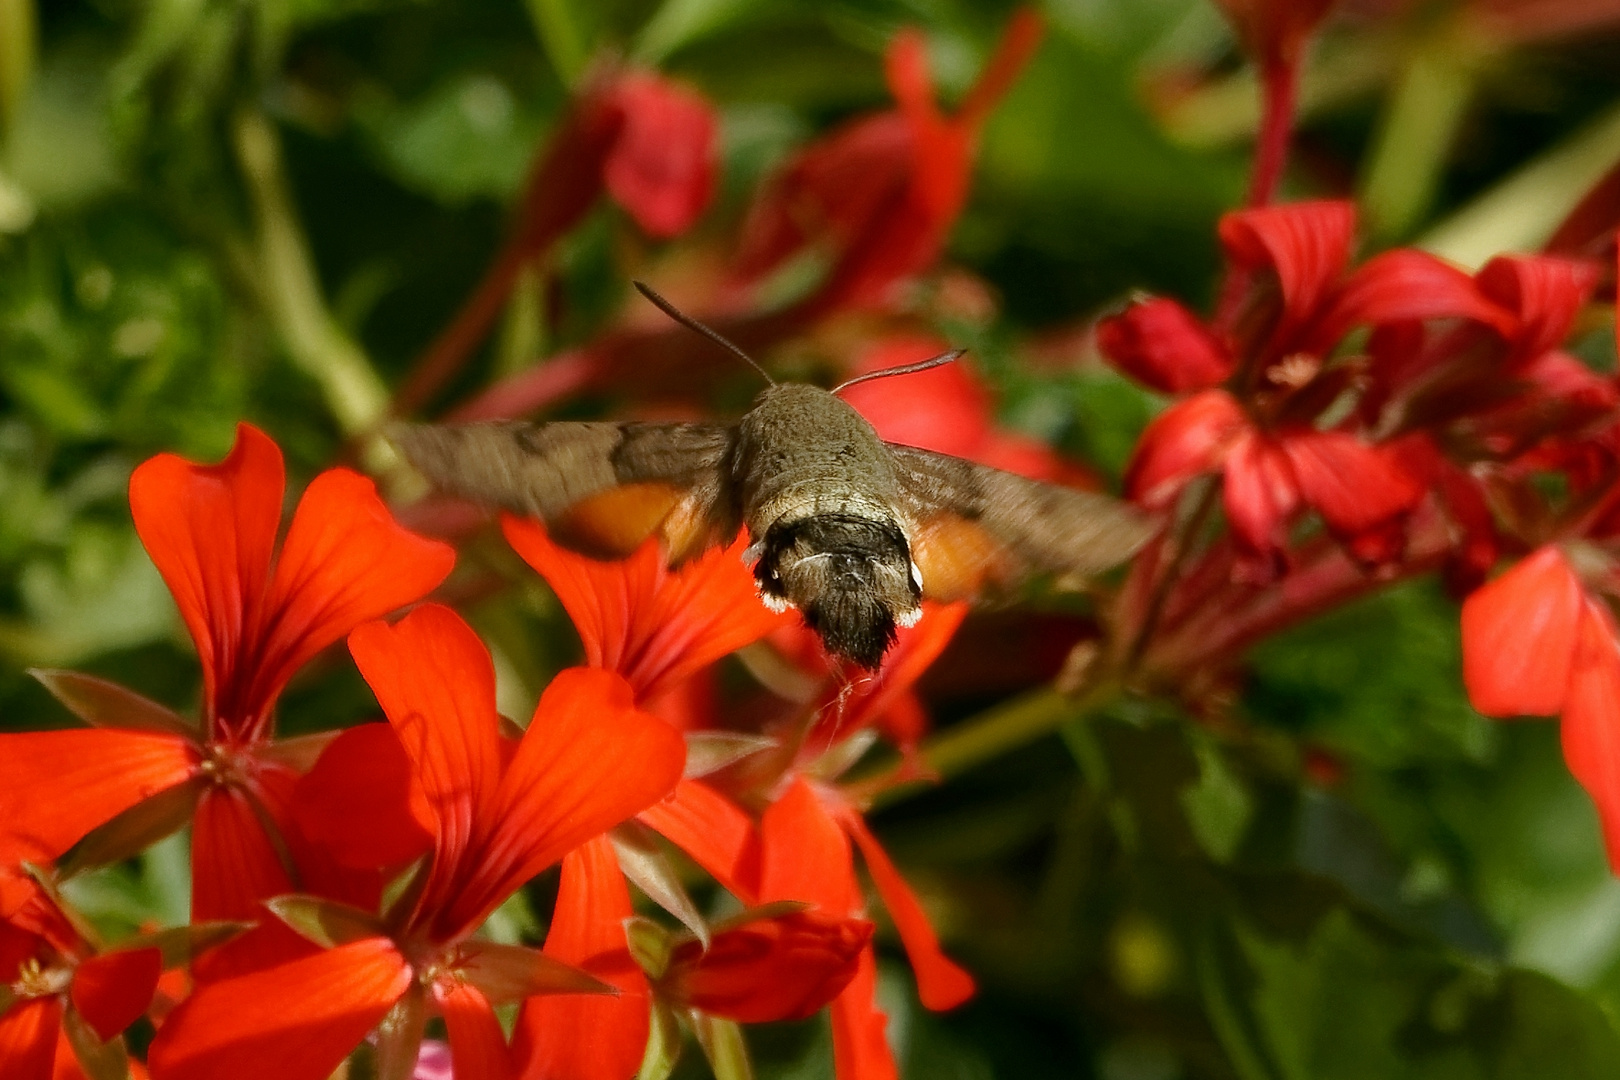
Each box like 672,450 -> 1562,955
1477,254 -> 1602,363
252,468 -> 455,726
1219,201 -> 1356,334
502,517 -> 789,702
1561,602 -> 1620,870
293,724 -> 433,871
835,804 -> 975,1011
349,605 -> 505,866
1221,432 -> 1299,558
439,981 -> 513,1080
0,997 -> 60,1080
1309,249 -> 1515,352
1282,431 -> 1423,537
1461,546 -> 1584,717
0,729 -> 197,869
71,947 -> 161,1041
808,602 -> 968,752
438,668 -> 685,940
514,837 -> 648,1080
129,423 -> 283,724
1125,390 -> 1249,508
191,784 -> 295,924
831,949 -> 899,1080
670,911 -> 873,1023
603,74 -> 718,238
759,780 -> 862,916
147,937 -> 410,1080
1097,298 -> 1235,394
841,336 -> 991,456
637,779 -> 762,904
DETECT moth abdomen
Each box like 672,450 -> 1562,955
753,513 -> 922,669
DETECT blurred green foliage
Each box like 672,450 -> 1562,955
7,0 -> 1620,1077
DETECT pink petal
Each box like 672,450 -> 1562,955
1461,546 -> 1584,717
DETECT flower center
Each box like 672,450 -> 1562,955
197,742 -> 251,788
1267,352 -> 1320,388
11,957 -> 71,999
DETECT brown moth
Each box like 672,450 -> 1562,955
391,285 -> 1155,669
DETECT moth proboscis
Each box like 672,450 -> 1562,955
391,283 -> 1156,669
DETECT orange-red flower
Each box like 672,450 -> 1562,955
148,605 -> 687,1080
0,424 -> 454,925
0,881 -> 163,1080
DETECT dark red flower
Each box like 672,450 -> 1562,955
601,74 -> 719,239
0,424 -> 454,927
732,10 -> 1043,312
149,605 -> 687,1080
1097,299 -> 1236,395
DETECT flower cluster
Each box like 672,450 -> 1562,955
6,1 -> 1620,1078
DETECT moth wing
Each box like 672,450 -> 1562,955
390,421 -> 738,563
886,444 -> 1156,603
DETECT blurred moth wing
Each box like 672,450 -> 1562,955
391,384 -> 1154,667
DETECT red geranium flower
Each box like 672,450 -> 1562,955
0,424 -> 454,924
732,10 -> 1043,313
147,605 -> 687,1080
0,881 -> 164,1080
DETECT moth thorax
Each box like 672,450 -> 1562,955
753,513 -> 922,669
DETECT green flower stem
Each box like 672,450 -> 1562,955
232,110 -> 391,445
525,0 -> 587,87
873,679 -> 1121,808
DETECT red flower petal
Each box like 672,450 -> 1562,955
831,948 -> 899,1080
191,784 -> 295,923
956,9 -> 1046,131
834,803 -> 975,1011
0,729 -> 196,869
70,947 -> 161,1042
293,724 -> 433,871
438,668 -> 685,941
603,74 -> 718,239
1477,254 -> 1602,364
438,980 -> 513,1080
1125,390 -> 1249,508
514,836 -> 648,1080
1561,601 -> 1620,871
1308,249 -> 1515,353
760,780 -> 862,916
1221,431 -> 1299,558
146,937 -> 410,1080
1097,298 -> 1235,394
1461,546 -> 1584,717
502,517 -> 789,702
637,779 -> 762,904
129,423 -> 282,735
349,605 -> 505,876
1282,430 -> 1423,537
668,910 -> 873,1022
0,997 -> 59,1080
251,468 -> 455,733
1219,201 -> 1356,338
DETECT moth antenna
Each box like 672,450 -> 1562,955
632,280 -> 775,386
831,349 -> 965,395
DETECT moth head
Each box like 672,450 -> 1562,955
753,515 -> 922,669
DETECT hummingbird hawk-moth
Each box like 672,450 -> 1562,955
391,285 -> 1154,669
